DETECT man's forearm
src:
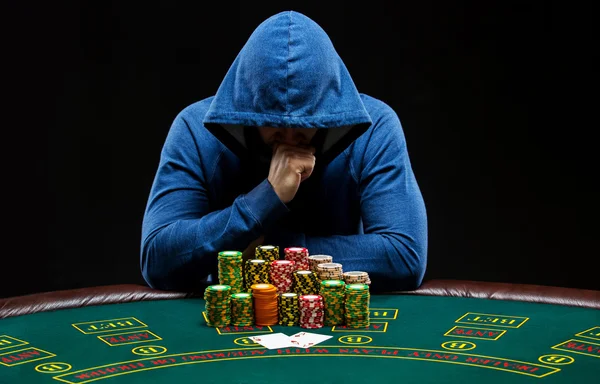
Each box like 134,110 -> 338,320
141,180 -> 288,291
265,230 -> 427,291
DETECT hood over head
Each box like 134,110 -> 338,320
203,10 -> 372,162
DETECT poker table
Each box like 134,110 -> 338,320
0,279 -> 598,383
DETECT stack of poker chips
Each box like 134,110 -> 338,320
319,280 -> 346,326
230,292 -> 254,326
284,247 -> 310,271
344,283 -> 370,328
299,294 -> 325,329
292,270 -> 321,295
251,283 -> 279,326
244,259 -> 270,291
316,262 -> 344,281
255,245 -> 279,262
217,251 -> 244,293
277,292 -> 300,326
308,255 -> 333,272
343,271 -> 371,286
204,285 -> 232,327
270,260 -> 296,293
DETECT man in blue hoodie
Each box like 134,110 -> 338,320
141,11 -> 428,293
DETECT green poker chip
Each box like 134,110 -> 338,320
346,283 -> 369,290
208,285 -> 231,292
321,280 -> 345,287
218,251 -> 243,293
219,251 -> 243,257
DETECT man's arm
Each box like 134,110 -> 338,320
267,113 -> 427,292
140,114 -> 288,291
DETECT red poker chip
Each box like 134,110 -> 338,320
300,295 -> 322,300
273,260 -> 294,265
285,247 -> 307,252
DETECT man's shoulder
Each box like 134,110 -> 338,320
355,94 -> 405,146
170,97 -> 224,145
176,97 -> 215,127
359,93 -> 399,121
165,97 -> 226,160
348,95 -> 410,176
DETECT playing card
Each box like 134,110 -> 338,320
288,332 -> 332,348
249,333 -> 294,349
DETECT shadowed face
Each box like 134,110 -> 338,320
257,127 -> 318,148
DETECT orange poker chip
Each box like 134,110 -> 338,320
251,283 -> 279,326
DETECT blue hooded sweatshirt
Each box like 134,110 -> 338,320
141,11 -> 427,293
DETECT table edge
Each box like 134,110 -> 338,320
1,280 -> 598,319
395,279 -> 600,310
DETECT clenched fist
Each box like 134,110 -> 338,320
267,143 -> 316,203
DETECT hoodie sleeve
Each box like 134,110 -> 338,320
266,113 -> 428,292
140,113 -> 289,291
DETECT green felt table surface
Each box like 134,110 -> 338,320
0,294 -> 598,383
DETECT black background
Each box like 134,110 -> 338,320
3,1 -> 596,298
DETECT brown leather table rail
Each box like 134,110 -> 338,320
396,279 -> 600,310
1,279 -> 598,319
